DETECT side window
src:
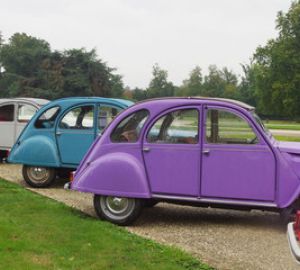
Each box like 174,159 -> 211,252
18,104 -> 37,123
206,109 -> 258,144
35,107 -> 60,129
59,105 -> 94,129
147,109 -> 199,144
98,106 -> 121,134
111,109 -> 148,143
0,104 -> 14,122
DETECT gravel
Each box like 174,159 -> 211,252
1,163 -> 298,270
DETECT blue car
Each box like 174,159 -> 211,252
8,97 -> 133,187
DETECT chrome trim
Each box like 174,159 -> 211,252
287,222 -> 300,263
64,182 -> 71,190
152,194 -> 277,208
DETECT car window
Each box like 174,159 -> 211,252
111,109 -> 149,143
98,106 -> 121,134
0,104 -> 14,122
18,104 -> 37,123
147,109 -> 199,144
59,105 -> 94,129
206,109 -> 258,144
35,106 -> 60,129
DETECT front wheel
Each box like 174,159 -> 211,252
22,165 -> 56,188
93,195 -> 143,226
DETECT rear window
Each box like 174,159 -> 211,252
110,110 -> 149,143
35,106 -> 60,129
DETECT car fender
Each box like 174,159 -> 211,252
72,152 -> 151,198
8,135 -> 60,167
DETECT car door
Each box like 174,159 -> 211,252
56,104 -> 97,165
15,102 -> 38,139
0,103 -> 16,149
143,106 -> 201,197
201,106 -> 276,201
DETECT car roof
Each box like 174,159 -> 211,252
135,97 -> 254,110
42,97 -> 134,108
0,97 -> 50,106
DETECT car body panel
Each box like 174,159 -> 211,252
71,97 -> 300,210
0,98 -> 49,151
8,97 -> 133,169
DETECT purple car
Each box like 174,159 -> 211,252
68,97 -> 300,228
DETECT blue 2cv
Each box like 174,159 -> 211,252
8,97 -> 133,187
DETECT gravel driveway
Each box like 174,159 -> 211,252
1,163 -> 298,270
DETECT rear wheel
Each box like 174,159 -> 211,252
22,165 -> 56,188
93,195 -> 143,226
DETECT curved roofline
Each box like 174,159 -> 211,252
135,96 -> 254,110
0,97 -> 49,106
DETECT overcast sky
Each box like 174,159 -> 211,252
0,0 -> 292,88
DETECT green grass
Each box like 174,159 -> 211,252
0,179 -> 212,270
264,120 -> 300,130
274,135 -> 300,142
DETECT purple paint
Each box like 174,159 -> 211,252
70,97 -> 300,224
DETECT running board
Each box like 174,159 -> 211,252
152,194 -> 277,208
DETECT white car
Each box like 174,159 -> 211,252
0,98 -> 49,159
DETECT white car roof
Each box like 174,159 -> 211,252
0,98 -> 49,107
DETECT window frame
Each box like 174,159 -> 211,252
110,109 -> 150,143
0,103 -> 15,122
204,106 -> 261,146
34,106 -> 61,129
58,104 -> 96,131
17,103 -> 38,123
145,106 -> 201,145
97,104 -> 123,135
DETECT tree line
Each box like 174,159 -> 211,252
1,1 -> 300,118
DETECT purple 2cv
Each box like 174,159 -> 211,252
67,97 -> 300,258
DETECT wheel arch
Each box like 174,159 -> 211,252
8,135 -> 60,167
72,152 -> 151,198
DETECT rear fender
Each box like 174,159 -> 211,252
72,152 -> 150,198
8,135 -> 60,167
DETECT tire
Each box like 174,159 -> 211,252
22,165 -> 56,188
93,195 -> 143,226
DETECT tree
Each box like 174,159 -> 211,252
147,64 -> 175,98
0,33 -> 124,99
252,1 -> 300,118
238,64 -> 257,106
132,87 -> 147,101
178,66 -> 203,96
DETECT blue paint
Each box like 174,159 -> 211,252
8,97 -> 133,169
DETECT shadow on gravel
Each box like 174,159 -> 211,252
137,203 -> 285,232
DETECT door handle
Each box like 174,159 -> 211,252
143,147 -> 150,152
56,132 -> 62,136
202,149 -> 210,155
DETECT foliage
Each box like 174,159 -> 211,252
252,1 -> 300,118
0,33 -> 124,99
146,64 -> 175,98
0,179 -> 212,270
2,1 -> 300,119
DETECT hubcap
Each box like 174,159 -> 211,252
106,197 -> 129,214
27,167 -> 50,183
100,196 -> 135,221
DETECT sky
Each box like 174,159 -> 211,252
0,0 -> 292,88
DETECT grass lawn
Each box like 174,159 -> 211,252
264,120 -> 300,130
274,135 -> 300,142
0,179 -> 212,270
